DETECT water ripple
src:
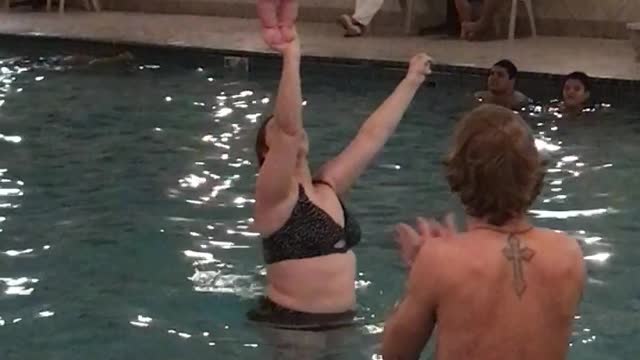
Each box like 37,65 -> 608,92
0,50 -> 636,359
0,277 -> 38,296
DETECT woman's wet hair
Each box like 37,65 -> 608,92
564,71 -> 592,92
444,104 -> 546,226
255,115 -> 274,167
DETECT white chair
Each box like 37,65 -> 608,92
509,0 -> 536,40
47,0 -> 101,14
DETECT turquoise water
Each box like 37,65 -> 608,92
0,40 -> 639,359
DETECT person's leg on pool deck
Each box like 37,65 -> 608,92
461,0 -> 503,40
352,0 -> 385,28
338,0 -> 385,37
455,0 -> 474,27
419,0 -> 460,37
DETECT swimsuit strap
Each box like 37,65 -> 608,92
470,225 -> 535,235
312,178 -> 335,191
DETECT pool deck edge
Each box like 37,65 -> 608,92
0,12 -> 639,83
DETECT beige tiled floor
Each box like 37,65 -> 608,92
0,12 -> 639,80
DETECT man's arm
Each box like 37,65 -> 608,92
382,245 -> 441,360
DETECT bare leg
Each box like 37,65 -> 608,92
462,0 -> 504,40
454,0 -> 473,39
455,0 -> 473,24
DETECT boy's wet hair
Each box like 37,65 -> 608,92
564,72 -> 592,92
493,60 -> 518,79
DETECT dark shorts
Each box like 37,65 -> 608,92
247,296 -> 357,331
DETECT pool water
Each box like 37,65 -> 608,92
0,39 -> 639,360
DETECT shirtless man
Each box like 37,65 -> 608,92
475,59 -> 530,110
382,104 -> 586,360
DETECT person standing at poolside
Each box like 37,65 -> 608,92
382,104 -> 586,360
337,0 -> 387,37
456,0 -> 504,40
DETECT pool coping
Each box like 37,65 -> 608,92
2,31 -> 640,90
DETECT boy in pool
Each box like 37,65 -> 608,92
475,60 -> 530,110
559,71 -> 592,115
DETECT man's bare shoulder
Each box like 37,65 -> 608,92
514,90 -> 531,105
411,235 -> 472,283
531,229 -> 587,300
534,228 -> 585,273
411,238 -> 454,282
474,90 -> 490,99
535,228 -> 583,255
412,228 -> 584,275
418,228 -> 584,270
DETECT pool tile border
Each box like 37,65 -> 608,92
1,32 -> 639,90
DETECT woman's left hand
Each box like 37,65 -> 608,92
405,53 -> 433,86
272,27 -> 300,57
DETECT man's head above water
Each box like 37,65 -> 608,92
562,71 -> 591,110
487,59 -> 518,95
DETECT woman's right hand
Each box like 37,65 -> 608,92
405,53 -> 432,86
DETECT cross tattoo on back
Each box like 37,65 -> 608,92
503,233 -> 536,298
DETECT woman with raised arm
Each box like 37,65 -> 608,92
248,29 -> 432,330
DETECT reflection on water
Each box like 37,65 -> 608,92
0,50 -> 638,359
526,101 -> 640,357
0,62 -> 33,305
0,277 -> 38,296
164,79 -> 267,301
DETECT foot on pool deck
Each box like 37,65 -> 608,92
337,15 -> 366,37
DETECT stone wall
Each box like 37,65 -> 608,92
97,0 -> 639,39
